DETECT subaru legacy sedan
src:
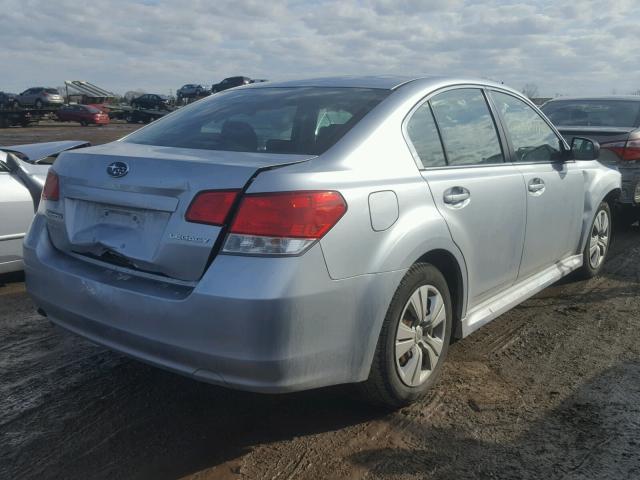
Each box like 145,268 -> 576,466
24,76 -> 620,407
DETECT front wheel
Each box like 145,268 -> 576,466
576,202 -> 611,279
358,263 -> 452,408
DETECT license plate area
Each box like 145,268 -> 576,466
100,207 -> 146,229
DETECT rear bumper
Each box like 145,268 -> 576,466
24,214 -> 403,393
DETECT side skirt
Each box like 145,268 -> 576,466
461,254 -> 583,337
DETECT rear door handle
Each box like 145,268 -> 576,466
443,187 -> 470,205
527,178 -> 546,194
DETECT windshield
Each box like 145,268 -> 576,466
124,87 -> 389,155
542,100 -> 640,128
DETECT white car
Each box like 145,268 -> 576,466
0,141 -> 89,273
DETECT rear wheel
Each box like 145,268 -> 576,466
576,202 -> 611,279
359,263 -> 452,408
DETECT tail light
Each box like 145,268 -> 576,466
223,191 -> 347,255
185,190 -> 239,225
42,171 -> 60,201
601,139 -> 640,161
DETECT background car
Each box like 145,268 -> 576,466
25,77 -> 619,408
210,76 -> 251,93
0,92 -> 17,109
0,140 -> 89,273
56,104 -> 110,126
177,84 -> 206,99
13,87 -> 64,109
541,96 -> 640,225
130,93 -> 171,110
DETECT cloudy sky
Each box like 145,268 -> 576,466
2,0 -> 639,97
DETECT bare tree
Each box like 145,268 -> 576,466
521,83 -> 539,99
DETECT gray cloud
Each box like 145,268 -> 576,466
1,0 -> 639,96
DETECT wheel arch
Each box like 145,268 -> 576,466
414,248 -> 467,340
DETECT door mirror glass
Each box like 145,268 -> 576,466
570,137 -> 600,160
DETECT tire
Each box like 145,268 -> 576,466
80,120 -> 88,126
12,100 -> 20,110
35,99 -> 43,109
358,263 -> 453,408
576,201 -> 612,279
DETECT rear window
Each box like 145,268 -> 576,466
45,88 -> 59,94
542,100 -> 640,128
85,106 -> 101,113
124,87 -> 389,155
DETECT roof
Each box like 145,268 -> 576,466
245,75 -> 513,92
246,75 -> 438,90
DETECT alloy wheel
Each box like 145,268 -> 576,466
395,285 -> 447,387
589,209 -> 609,269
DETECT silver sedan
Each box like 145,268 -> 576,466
24,76 -> 620,407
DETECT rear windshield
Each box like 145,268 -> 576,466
124,87 -> 389,155
45,88 -> 59,94
542,100 -> 640,128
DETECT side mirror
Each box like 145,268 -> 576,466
570,137 -> 600,161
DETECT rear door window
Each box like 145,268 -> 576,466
430,89 -> 504,166
405,102 -> 446,168
491,91 -> 562,162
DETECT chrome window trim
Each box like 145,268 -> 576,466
402,84 -> 509,172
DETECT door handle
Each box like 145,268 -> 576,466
527,178 -> 546,194
443,187 -> 470,205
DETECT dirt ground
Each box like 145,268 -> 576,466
1,124 -> 639,480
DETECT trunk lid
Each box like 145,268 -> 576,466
556,126 -> 637,165
47,142 -> 314,281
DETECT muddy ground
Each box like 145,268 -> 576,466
1,124 -> 639,479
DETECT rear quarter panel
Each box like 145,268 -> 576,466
246,82 -> 468,304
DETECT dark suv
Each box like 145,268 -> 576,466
211,76 -> 251,93
130,94 -> 171,110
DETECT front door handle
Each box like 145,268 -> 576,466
527,178 -> 546,194
443,187 -> 470,205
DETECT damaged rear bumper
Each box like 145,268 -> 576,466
24,214 -> 403,393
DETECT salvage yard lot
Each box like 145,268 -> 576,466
1,124 -> 639,480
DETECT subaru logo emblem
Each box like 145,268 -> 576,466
107,161 -> 129,178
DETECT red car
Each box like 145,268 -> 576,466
56,104 -> 110,126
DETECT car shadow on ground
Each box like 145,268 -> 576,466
1,338 -> 389,479
349,361 -> 640,480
